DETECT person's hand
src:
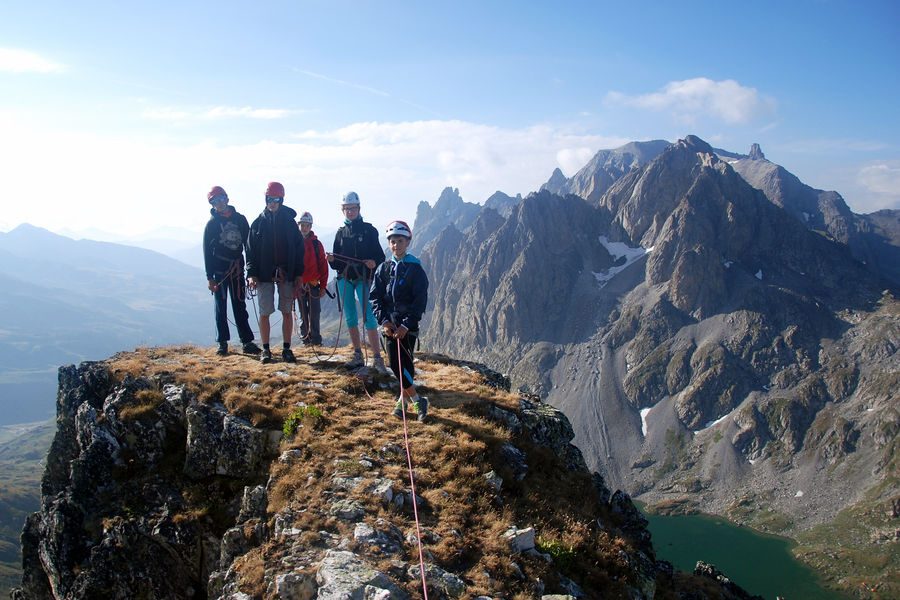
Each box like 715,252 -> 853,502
248,276 -> 258,290
395,325 -> 409,339
207,279 -> 218,292
382,322 -> 396,337
326,252 -> 334,262
364,259 -> 376,269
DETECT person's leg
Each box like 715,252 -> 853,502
298,288 -> 310,342
278,281 -> 296,362
355,280 -> 383,361
229,273 -> 256,345
338,278 -> 360,348
213,276 -> 230,345
257,282 -> 275,362
309,287 -> 322,344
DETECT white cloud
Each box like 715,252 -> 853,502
0,48 -> 63,73
858,161 -> 900,198
556,147 -> 596,176
0,116 -> 627,238
606,78 -> 775,124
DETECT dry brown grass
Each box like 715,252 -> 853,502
116,389 -> 165,421
105,344 -> 660,598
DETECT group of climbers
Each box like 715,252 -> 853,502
202,183 -> 430,421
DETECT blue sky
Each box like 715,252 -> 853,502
1,0 -> 897,240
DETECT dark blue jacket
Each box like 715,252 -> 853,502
247,205 -> 304,282
369,254 -> 429,332
331,217 -> 385,281
203,206 -> 250,280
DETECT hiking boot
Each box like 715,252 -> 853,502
216,343 -> 228,356
415,397 -> 429,423
346,350 -> 364,368
372,355 -> 388,375
242,341 -> 261,355
282,348 -> 297,363
260,349 -> 273,364
392,399 -> 406,419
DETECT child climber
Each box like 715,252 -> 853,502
369,220 -> 430,422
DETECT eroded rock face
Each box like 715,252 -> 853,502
15,364 -> 272,600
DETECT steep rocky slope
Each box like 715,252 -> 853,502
419,135 -> 899,597
727,146 -> 900,286
15,346 -> 759,599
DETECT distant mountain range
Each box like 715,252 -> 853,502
414,135 -> 899,594
0,225 -> 212,425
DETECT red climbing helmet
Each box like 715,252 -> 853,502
385,220 -> 412,239
265,181 -> 285,199
207,185 -> 228,203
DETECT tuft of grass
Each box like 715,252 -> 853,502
117,389 -> 165,421
282,405 -> 325,438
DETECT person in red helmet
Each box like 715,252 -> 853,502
296,211 -> 328,346
202,185 -> 261,356
246,181 -> 305,364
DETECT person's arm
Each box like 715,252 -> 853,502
401,264 -> 429,332
317,240 -> 329,288
329,230 -> 347,273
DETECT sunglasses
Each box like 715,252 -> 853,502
209,194 -> 228,204
265,196 -> 284,203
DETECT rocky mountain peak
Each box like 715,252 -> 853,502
540,167 -> 568,195
748,143 -> 766,160
677,134 -> 715,155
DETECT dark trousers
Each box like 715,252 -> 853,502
385,333 -> 417,388
297,286 -> 322,344
213,271 -> 254,344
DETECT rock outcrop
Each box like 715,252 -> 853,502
15,348 -> 761,599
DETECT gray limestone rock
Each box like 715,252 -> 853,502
315,550 -> 407,599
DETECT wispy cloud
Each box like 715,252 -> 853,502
142,106 -> 299,121
605,78 -> 775,125
295,68 -> 390,97
294,68 -> 441,118
0,48 -> 63,73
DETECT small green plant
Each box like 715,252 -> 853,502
282,404 -> 324,437
536,536 -> 577,570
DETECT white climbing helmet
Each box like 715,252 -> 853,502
385,220 -> 412,239
341,191 -> 360,207
298,211 -> 314,224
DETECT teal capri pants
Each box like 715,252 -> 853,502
338,278 -> 377,330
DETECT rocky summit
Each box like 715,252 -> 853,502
418,135 -> 899,597
14,346 -> 760,599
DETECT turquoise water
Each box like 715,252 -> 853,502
643,511 -> 847,599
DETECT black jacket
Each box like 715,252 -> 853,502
246,205 -> 304,282
331,217 -> 385,281
369,254 -> 429,332
203,206 -> 250,280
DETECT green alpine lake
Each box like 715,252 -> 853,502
642,510 -> 848,599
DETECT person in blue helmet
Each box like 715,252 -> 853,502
369,220 -> 430,422
327,191 -> 387,371
202,185 -> 261,357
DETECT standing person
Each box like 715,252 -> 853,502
202,185 -> 261,357
327,191 -> 387,371
297,211 -> 328,346
370,220 -> 430,421
246,181 -> 304,364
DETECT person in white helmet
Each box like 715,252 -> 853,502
327,191 -> 387,371
369,220 -> 430,422
296,211 -> 328,346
